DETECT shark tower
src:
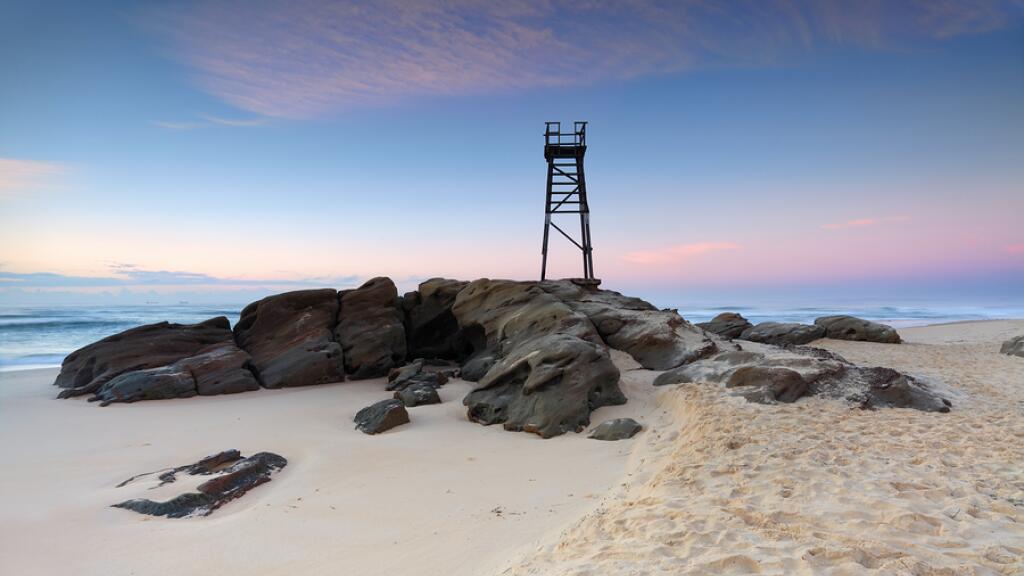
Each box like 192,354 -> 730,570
540,121 -> 595,282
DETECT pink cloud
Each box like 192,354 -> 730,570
143,1 -> 1023,118
821,215 -> 909,230
623,241 -> 741,265
0,158 -> 66,198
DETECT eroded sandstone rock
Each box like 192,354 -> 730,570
740,322 -> 826,346
354,399 -> 410,434
454,279 -> 625,438
815,315 -> 901,344
589,418 -> 643,441
54,317 -> 239,399
336,277 -> 407,379
234,289 -> 345,388
697,312 -> 753,340
112,451 -> 287,518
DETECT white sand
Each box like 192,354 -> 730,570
2,322 -> 1023,575
0,350 -> 656,576
497,320 -> 1024,575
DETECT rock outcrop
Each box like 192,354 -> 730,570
112,451 -> 287,518
336,277 -> 407,379
589,418 -> 642,441
403,278 -> 469,359
234,289 -> 345,388
653,342 -> 950,412
89,341 -> 262,406
1000,335 -> 1024,358
354,399 -> 410,434
54,317 -> 242,399
697,312 -> 753,339
540,280 -> 718,370
815,315 -> 901,344
740,322 -> 826,346
454,279 -> 625,438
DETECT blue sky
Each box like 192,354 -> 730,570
1,1 -> 1022,306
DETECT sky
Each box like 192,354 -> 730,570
1,0 -> 1023,306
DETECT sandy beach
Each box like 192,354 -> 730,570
2,320 -> 1022,575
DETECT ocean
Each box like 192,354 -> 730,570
1,302 -> 1022,373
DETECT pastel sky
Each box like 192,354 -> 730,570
1,1 -> 1023,305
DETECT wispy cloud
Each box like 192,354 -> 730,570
623,241 -> 741,265
0,158 -> 67,198
0,264 -> 361,289
142,0 -> 1023,118
820,215 -> 910,230
152,114 -> 269,130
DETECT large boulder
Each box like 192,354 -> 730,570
697,312 -> 753,340
814,315 -> 901,344
234,289 -> 345,388
54,317 -> 250,399
403,278 -> 469,359
464,333 -> 624,438
454,279 -> 625,438
335,277 -> 407,379
740,322 -> 826,346
539,280 -> 718,370
1000,335 -> 1024,358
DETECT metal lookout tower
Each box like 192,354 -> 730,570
540,121 -> 595,281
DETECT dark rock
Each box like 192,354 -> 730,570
726,366 -> 808,403
234,289 -> 345,388
740,322 -> 826,346
335,277 -> 407,379
112,451 -> 286,518
394,383 -> 442,407
464,333 -> 625,438
652,341 -> 949,412
813,366 -> 952,412
539,280 -> 718,370
354,399 -> 410,434
54,317 -> 236,399
1000,335 -> 1024,358
385,359 -> 449,391
459,353 -> 496,382
814,315 -> 901,344
697,312 -> 753,340
404,278 -> 470,360
92,365 -> 197,406
174,342 -> 260,396
454,279 -> 625,438
589,418 -> 642,440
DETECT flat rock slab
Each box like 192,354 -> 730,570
588,418 -> 642,441
112,451 -> 287,518
354,399 -> 410,434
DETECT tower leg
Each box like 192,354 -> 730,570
541,213 -> 551,281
